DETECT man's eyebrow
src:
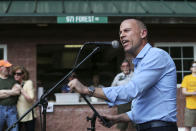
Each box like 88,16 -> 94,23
124,28 -> 132,30
120,28 -> 132,31
119,28 -> 132,34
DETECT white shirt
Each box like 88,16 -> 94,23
111,72 -> 133,87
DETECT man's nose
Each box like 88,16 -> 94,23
120,32 -> 125,38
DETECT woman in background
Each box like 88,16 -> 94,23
12,66 -> 36,131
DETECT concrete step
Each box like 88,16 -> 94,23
178,127 -> 196,131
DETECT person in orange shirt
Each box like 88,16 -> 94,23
181,61 -> 196,131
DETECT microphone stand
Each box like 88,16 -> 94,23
81,94 -> 112,131
7,46 -> 111,131
71,44 -> 112,130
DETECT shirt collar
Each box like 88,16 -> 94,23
136,43 -> 151,59
132,43 -> 151,66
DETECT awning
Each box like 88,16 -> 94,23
1,0 -> 196,24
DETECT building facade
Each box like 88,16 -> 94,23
1,0 -> 196,130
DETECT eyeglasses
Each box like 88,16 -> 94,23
14,72 -> 23,76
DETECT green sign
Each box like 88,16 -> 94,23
57,16 -> 108,23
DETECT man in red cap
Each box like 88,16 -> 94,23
0,60 -> 21,131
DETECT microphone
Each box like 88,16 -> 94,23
85,40 -> 119,48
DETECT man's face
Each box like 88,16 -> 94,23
121,62 -> 130,75
119,19 -> 145,57
0,66 -> 9,76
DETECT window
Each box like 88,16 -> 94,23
0,44 -> 7,60
37,44 -> 124,94
155,43 -> 196,84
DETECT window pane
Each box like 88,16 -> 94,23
177,72 -> 182,84
183,72 -> 191,78
183,47 -> 193,58
170,47 -> 181,58
174,60 -> 182,71
183,59 -> 194,70
0,48 -> 3,59
37,44 -> 123,92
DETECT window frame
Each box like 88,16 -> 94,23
155,42 -> 196,87
0,44 -> 7,60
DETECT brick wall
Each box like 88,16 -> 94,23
8,41 -> 37,86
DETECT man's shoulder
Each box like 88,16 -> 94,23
143,47 -> 170,62
150,47 -> 168,56
8,76 -> 17,81
149,47 -> 173,61
0,76 -> 17,89
0,76 -> 15,81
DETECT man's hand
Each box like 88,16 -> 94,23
98,113 -> 131,128
0,84 -> 21,98
98,114 -> 118,127
68,79 -> 88,95
98,115 -> 116,128
11,84 -> 21,95
0,90 -> 9,98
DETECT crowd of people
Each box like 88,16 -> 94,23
1,18 -> 196,131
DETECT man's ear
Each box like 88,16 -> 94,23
140,29 -> 147,39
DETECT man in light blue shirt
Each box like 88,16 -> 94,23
68,19 -> 178,131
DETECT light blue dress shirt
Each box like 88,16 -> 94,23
103,43 -> 177,124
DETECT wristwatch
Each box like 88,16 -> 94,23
88,87 -> 95,97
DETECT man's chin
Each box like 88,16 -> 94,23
124,47 -> 130,52
4,74 -> 9,77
